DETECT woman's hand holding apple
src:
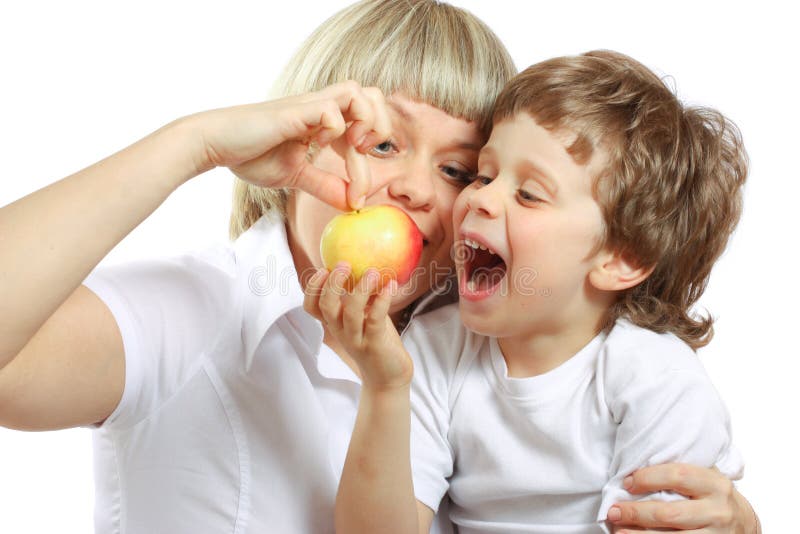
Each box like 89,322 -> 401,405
303,263 -> 414,391
183,81 -> 391,211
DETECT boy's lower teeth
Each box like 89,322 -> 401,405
467,265 -> 505,292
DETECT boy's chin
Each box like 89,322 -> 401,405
458,304 -> 501,337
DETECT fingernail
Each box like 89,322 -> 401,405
354,195 -> 366,210
607,506 -> 621,522
623,476 -> 633,489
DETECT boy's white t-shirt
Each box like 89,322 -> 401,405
82,216 -> 455,534
406,304 -> 744,534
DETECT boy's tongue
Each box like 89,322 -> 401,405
470,264 -> 506,290
468,249 -> 506,290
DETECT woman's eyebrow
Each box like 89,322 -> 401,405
388,99 -> 481,151
387,100 -> 414,122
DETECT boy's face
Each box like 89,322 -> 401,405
287,94 -> 484,316
452,113 -> 609,341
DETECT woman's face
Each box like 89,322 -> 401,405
287,93 -> 484,315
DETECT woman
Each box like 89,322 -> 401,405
0,1 -> 758,532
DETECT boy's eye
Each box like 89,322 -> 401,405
517,189 -> 541,203
474,175 -> 493,186
369,140 -> 397,157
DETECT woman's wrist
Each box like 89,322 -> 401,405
737,488 -> 761,534
163,112 -> 219,182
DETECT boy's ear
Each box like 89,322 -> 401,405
588,250 -> 654,292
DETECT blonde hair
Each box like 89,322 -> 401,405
229,0 -> 515,239
493,50 -> 748,350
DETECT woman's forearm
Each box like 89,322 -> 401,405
336,385 -> 420,534
0,116 -> 203,366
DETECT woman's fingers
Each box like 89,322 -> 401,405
357,86 -> 393,152
313,82 -> 391,150
311,101 -> 348,149
345,145 -> 371,210
294,161 -> 351,212
608,499 -> 710,530
608,464 -> 751,533
295,84 -> 391,210
625,464 -> 730,498
613,530 -> 705,534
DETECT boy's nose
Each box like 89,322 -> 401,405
387,162 -> 436,210
466,181 -> 500,218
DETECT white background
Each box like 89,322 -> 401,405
0,1 -> 796,532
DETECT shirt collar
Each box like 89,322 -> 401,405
234,215 -> 309,370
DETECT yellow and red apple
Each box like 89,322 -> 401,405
319,204 -> 423,287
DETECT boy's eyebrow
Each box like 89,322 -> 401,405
480,145 -> 558,196
455,141 -> 483,151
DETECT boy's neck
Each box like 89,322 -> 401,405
497,311 -> 608,378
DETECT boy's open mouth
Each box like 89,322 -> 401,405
463,238 -> 507,295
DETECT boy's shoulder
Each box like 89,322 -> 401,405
403,302 -> 484,369
404,302 -> 472,345
600,319 -> 708,387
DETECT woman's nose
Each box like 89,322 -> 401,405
386,161 -> 436,210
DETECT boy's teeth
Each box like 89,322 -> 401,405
467,279 -> 477,292
464,238 -> 497,257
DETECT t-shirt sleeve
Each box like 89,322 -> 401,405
597,325 -> 744,521
82,244 -> 237,431
403,304 -> 469,513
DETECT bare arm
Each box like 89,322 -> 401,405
0,82 -> 391,430
0,120 -> 198,429
338,385 -> 430,533
305,266 -> 433,533
0,119 -> 198,368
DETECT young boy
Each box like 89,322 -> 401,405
307,50 -> 748,533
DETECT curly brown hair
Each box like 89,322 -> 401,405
493,50 -> 748,350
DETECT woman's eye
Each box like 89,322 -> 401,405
369,140 -> 397,157
441,165 -> 475,186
